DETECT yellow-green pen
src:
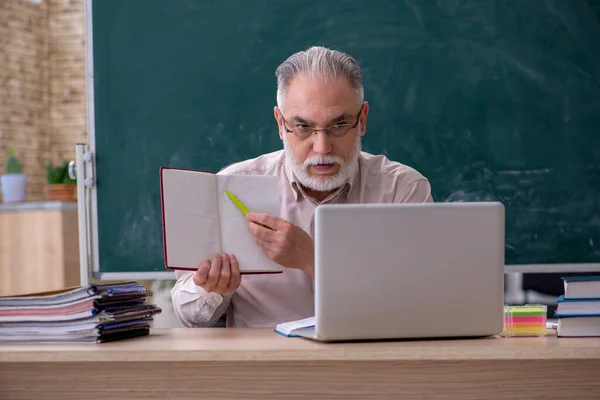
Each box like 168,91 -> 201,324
225,190 -> 271,229
225,189 -> 250,215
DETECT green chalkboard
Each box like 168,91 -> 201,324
90,0 -> 600,276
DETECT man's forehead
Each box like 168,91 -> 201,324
286,75 -> 355,101
283,75 -> 359,121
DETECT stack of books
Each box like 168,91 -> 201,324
0,281 -> 161,343
555,276 -> 600,337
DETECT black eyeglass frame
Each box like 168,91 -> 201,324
281,104 -> 364,139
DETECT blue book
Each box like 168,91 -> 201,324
556,295 -> 600,317
557,316 -> 600,337
562,276 -> 600,299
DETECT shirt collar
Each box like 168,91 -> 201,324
284,153 -> 359,203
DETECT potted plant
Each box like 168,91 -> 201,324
0,149 -> 27,203
45,160 -> 76,201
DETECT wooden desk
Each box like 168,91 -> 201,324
1,328 -> 599,399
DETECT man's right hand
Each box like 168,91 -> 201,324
193,253 -> 241,295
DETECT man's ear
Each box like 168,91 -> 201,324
359,101 -> 369,136
274,106 -> 284,140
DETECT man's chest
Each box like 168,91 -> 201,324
278,189 -> 353,237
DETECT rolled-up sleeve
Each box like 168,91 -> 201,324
170,270 -> 232,327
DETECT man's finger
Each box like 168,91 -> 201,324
204,253 -> 222,291
193,258 -> 210,286
254,237 -> 268,249
216,253 -> 231,291
229,254 -> 241,290
246,212 -> 281,230
248,220 -> 274,241
254,237 -> 276,253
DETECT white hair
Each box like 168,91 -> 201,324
275,46 -> 364,111
283,126 -> 362,192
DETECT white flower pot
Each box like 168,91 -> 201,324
1,174 -> 27,203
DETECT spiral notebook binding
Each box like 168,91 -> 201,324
96,327 -> 150,343
95,304 -> 162,323
101,290 -> 153,300
96,290 -> 153,304
107,304 -> 159,314
101,322 -> 151,332
95,323 -> 151,337
93,300 -> 146,313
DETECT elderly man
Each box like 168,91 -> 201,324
171,46 -> 433,328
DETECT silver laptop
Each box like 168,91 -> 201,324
297,202 -> 505,342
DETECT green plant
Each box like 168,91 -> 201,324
45,160 -> 75,184
5,149 -> 23,174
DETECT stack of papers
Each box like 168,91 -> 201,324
0,282 -> 161,343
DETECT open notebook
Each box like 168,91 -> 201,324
160,167 -> 283,274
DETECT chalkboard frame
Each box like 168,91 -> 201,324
83,0 -> 175,280
80,0 -> 600,281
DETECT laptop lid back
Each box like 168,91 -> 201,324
313,202 -> 505,341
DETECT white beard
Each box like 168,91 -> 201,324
283,130 -> 362,192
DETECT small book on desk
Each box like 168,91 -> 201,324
562,276 -> 600,299
556,296 -> 600,316
557,316 -> 600,337
160,167 -> 283,274
274,317 -> 315,337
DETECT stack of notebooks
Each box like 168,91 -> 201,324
555,276 -> 600,337
0,282 -> 161,343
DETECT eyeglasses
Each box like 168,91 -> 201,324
281,105 -> 363,139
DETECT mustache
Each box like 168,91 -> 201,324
303,155 -> 345,167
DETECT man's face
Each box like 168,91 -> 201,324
275,75 -> 368,192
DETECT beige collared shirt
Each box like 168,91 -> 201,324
171,150 -> 433,328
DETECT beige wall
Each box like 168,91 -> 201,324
47,0 -> 86,165
0,0 -> 86,202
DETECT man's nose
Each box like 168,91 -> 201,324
312,131 -> 331,155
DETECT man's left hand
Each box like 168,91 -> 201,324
246,212 -> 314,277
